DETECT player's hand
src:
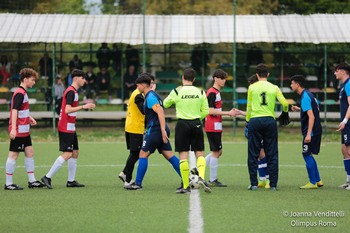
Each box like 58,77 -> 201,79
9,129 -> 16,140
30,117 -> 37,126
84,103 -> 96,110
304,134 -> 311,143
161,129 -> 169,143
337,122 -> 346,131
228,108 -> 237,117
291,105 -> 300,112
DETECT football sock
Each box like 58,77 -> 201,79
123,150 -> 139,182
5,157 -> 16,185
260,156 -> 268,179
68,158 -> 77,182
135,158 -> 148,186
304,155 -> 316,184
180,159 -> 189,189
258,159 -> 266,181
24,157 -> 36,182
344,159 -> 350,178
168,155 -> 181,177
46,156 -> 65,179
311,155 -> 321,182
209,156 -> 218,182
205,153 -> 212,166
196,156 -> 206,179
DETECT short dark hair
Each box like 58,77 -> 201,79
71,69 -> 86,79
213,69 -> 228,80
290,75 -> 305,88
183,68 -> 196,82
248,74 -> 258,84
19,68 -> 38,82
335,63 -> 350,74
135,73 -> 152,86
256,63 -> 269,78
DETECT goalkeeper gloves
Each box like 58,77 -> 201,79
277,111 -> 290,126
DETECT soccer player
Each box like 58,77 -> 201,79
204,69 -> 237,187
245,64 -> 289,191
335,63 -> 350,190
290,75 -> 323,189
163,68 -> 211,194
41,69 -> 95,189
125,73 -> 181,191
5,68 -> 44,190
119,73 -> 155,188
242,75 -> 270,189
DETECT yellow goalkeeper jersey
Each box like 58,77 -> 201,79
246,80 -> 289,122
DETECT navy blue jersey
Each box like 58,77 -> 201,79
339,78 -> 350,122
300,90 -> 322,136
144,90 -> 163,130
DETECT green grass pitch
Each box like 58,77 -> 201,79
0,141 -> 348,233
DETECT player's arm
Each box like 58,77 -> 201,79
9,93 -> 24,139
135,93 -> 145,114
305,110 -> 315,143
65,91 -> 95,114
207,92 -> 237,117
337,95 -> 350,131
9,109 -> 18,140
152,104 -> 168,143
163,89 -> 176,109
245,87 -> 252,122
276,88 -> 289,112
200,91 -> 209,120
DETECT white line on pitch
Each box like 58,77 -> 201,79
188,151 -> 203,233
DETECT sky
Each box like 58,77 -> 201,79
84,0 -> 102,15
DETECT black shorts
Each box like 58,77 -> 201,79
302,134 -> 322,156
9,135 -> 32,152
59,132 -> 79,152
175,119 -> 204,152
125,132 -> 144,151
206,132 -> 222,152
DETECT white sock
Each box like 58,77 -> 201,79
46,156 -> 65,178
205,153 -> 212,166
209,156 -> 218,182
25,157 -> 36,182
347,175 -> 350,183
68,158 -> 77,182
5,157 -> 16,185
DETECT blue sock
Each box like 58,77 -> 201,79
311,156 -> 321,182
344,159 -> 350,175
304,155 -> 316,184
135,158 -> 148,186
260,156 -> 268,179
168,155 -> 181,178
258,159 -> 266,180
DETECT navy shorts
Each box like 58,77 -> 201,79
341,125 -> 350,146
9,135 -> 32,152
125,132 -> 144,151
206,132 -> 222,152
141,126 -> 172,154
59,132 -> 79,152
302,134 -> 322,156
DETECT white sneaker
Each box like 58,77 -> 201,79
338,182 -> 350,189
118,172 -> 126,183
345,185 -> 350,190
123,180 -> 135,188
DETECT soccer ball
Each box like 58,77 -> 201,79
189,174 -> 201,189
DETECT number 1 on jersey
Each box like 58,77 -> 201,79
260,92 -> 267,106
